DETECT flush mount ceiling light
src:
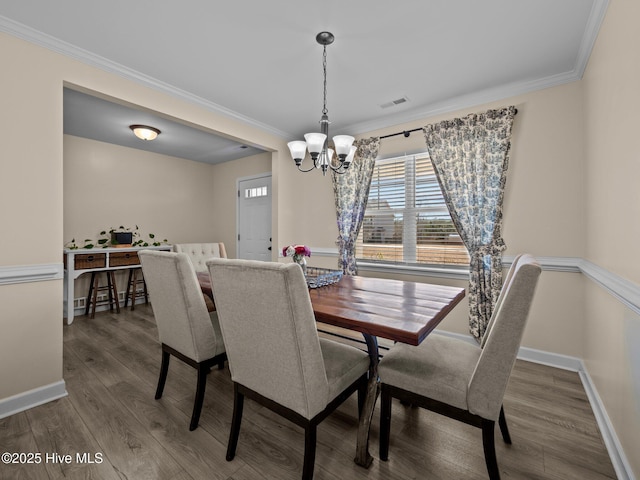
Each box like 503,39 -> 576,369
287,32 -> 356,176
129,124 -> 161,141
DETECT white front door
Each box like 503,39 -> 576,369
237,174 -> 272,260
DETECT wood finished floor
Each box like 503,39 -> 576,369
0,305 -> 616,480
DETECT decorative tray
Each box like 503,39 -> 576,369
305,267 -> 343,289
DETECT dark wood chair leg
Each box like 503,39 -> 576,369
302,423 -> 317,480
379,385 -> 392,461
481,419 -> 500,480
498,406 -> 512,444
155,350 -> 170,400
189,363 -> 209,431
226,385 -> 244,461
142,274 -> 149,304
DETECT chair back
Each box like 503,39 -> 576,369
173,243 -> 227,272
468,254 -> 541,420
480,254 -> 523,349
207,258 -> 330,419
139,250 -> 221,362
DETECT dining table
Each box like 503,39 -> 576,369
197,271 -> 466,468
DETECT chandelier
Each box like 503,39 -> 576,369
287,32 -> 356,176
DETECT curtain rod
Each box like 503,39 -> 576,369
379,128 -> 422,140
379,108 -> 518,140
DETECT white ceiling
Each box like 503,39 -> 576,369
0,0 -> 608,164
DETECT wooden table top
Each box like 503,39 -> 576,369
199,271 -> 465,346
308,275 -> 466,346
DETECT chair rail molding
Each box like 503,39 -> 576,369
0,263 -> 63,285
311,249 -> 640,318
578,258 -> 640,317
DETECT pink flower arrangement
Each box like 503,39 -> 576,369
282,244 -> 311,262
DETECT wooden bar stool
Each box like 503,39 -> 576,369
124,267 -> 148,310
85,271 -> 120,319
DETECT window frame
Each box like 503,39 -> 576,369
356,151 -> 469,276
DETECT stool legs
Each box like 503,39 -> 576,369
85,272 -> 97,316
125,268 -> 148,311
86,271 -> 120,319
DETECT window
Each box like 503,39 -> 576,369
356,152 -> 469,266
244,185 -> 268,198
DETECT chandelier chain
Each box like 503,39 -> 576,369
322,45 -> 328,116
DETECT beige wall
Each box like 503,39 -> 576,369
1,1 -> 638,473
283,81 -> 588,358
64,135 -> 218,245
582,0 -> 640,475
0,31 -> 283,400
209,152 -> 272,259
1,33 -> 64,399
63,136 -> 272,299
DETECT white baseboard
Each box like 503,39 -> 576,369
580,369 -> 635,480
432,329 -> 634,480
0,381 -> 67,419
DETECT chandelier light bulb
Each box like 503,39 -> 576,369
343,146 -> 357,167
287,141 -> 307,166
304,133 -> 327,158
333,135 -> 355,159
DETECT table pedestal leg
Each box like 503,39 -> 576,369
354,333 -> 379,468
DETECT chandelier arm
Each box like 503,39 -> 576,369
329,163 -> 349,174
297,164 -> 317,173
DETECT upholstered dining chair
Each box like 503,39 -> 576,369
378,254 -> 541,480
173,242 -> 227,272
206,258 -> 370,480
138,250 -> 227,431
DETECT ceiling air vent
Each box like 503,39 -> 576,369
380,96 -> 410,109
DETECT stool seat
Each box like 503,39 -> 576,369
124,267 -> 148,310
85,271 -> 120,319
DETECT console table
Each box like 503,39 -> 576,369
63,245 -> 171,324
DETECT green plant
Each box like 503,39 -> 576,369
65,225 -> 168,249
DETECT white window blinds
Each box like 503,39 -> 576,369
356,152 -> 469,266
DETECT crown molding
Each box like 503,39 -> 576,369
347,0 -> 609,136
2,0 -> 610,142
574,0 -> 610,79
347,70 -> 581,136
0,15 -> 290,140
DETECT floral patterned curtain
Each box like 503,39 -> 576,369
332,137 -> 380,275
423,106 -> 516,341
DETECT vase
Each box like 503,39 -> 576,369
294,255 -> 307,275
